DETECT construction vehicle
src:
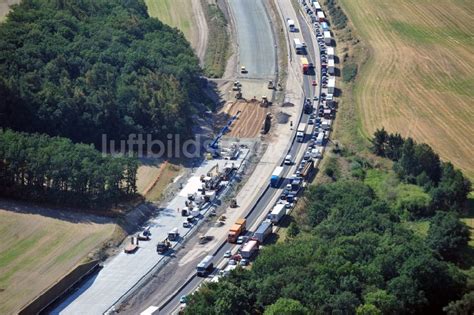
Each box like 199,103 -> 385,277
124,236 -> 139,254
233,81 -> 241,91
168,228 -> 180,241
300,57 -> 310,74
261,113 -> 272,134
199,235 -> 214,244
137,227 -> 151,241
156,239 -> 171,254
267,80 -> 274,89
228,218 -> 246,243
261,96 -> 269,107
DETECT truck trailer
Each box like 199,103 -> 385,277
297,123 -> 307,142
196,255 -> 214,276
293,38 -> 304,54
253,221 -> 273,242
228,218 -> 246,243
269,203 -> 286,223
241,240 -> 259,259
270,166 -> 284,188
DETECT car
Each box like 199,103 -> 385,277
228,259 -> 237,266
303,152 -> 311,160
224,250 -> 232,258
237,235 -> 248,244
313,95 -> 319,101
240,66 -> 247,73
308,118 -> 315,125
240,258 -> 249,266
180,295 -> 188,304
309,113 -> 316,119
322,83 -> 327,88
284,154 -> 293,165
311,80 -> 318,86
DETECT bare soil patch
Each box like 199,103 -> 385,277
217,99 -> 270,138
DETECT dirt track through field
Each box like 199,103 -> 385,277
341,0 -> 474,179
220,100 -> 269,138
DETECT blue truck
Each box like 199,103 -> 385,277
270,166 -> 284,188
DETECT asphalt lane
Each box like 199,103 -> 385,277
228,0 -> 276,78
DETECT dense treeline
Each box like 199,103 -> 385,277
371,128 -> 471,214
0,0 -> 203,147
0,129 -> 137,207
184,181 -> 471,314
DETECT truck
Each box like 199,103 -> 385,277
287,18 -> 295,32
301,159 -> 314,179
253,221 -> 272,242
300,57 -> 310,74
156,239 -> 171,254
293,38 -> 304,54
316,132 -> 324,145
296,123 -> 307,142
270,166 -> 284,188
196,255 -> 214,276
317,11 -> 325,22
241,240 -> 259,259
228,218 -> 246,243
269,203 -> 286,223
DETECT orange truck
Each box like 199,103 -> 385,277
228,218 -> 246,243
301,57 -> 310,74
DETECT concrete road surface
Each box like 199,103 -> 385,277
228,0 -> 276,78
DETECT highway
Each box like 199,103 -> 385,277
228,0 -> 276,78
157,3 -> 321,313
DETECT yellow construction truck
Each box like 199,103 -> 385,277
228,218 -> 246,243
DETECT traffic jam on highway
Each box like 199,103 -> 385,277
174,0 -> 337,311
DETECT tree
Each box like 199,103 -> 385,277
264,298 -> 309,315
427,211 -> 470,261
370,128 -> 388,157
286,222 -> 300,239
444,291 -> 474,315
0,0 -> 206,149
356,304 -> 382,315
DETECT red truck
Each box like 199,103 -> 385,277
300,57 -> 310,74
228,218 -> 246,243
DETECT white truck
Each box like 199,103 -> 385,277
296,123 -> 307,142
293,38 -> 304,54
287,18 -> 295,32
253,221 -> 273,242
196,255 -> 214,276
269,203 -> 286,223
316,132 -> 324,145
241,239 -> 259,259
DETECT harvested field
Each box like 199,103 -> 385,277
145,0 -> 207,61
0,0 -> 19,21
218,100 -> 269,138
0,200 -> 115,314
340,0 -> 474,179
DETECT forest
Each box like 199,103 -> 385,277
0,0 -> 204,147
0,129 -> 137,207
184,132 -> 473,315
